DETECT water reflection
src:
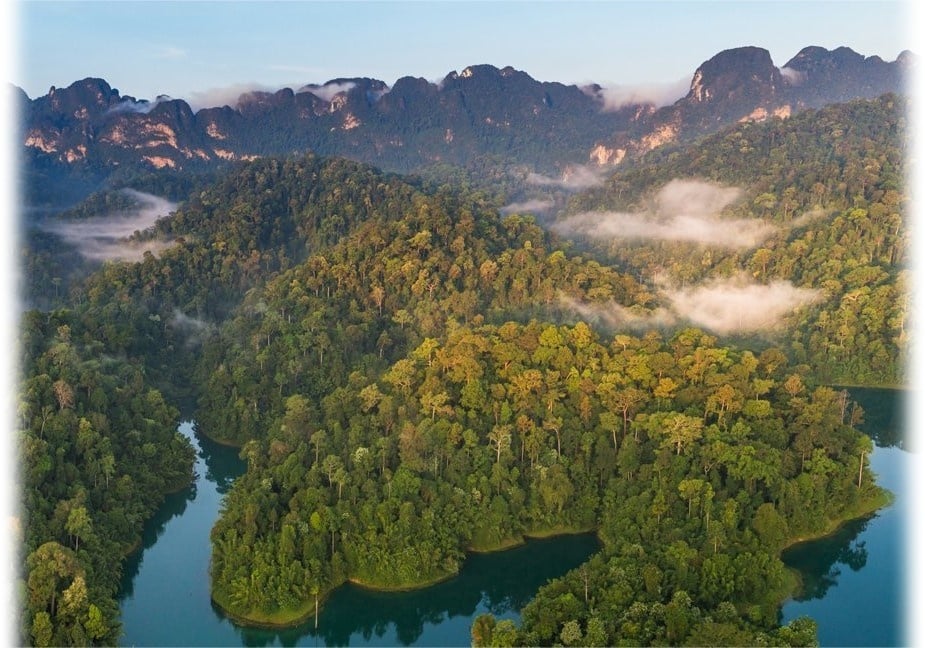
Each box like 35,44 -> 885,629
782,516 -> 871,601
195,422 -> 243,494
780,387 -> 906,647
119,479 -> 197,599
844,386 -> 907,449
220,534 -> 600,647
120,421 -> 599,647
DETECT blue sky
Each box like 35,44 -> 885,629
13,1 -> 915,105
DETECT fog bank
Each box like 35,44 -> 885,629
664,277 -> 821,334
500,198 -> 556,215
559,276 -> 820,335
41,189 -> 176,262
552,179 -> 776,248
590,77 -> 689,111
526,165 -> 605,191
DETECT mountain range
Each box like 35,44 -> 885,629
16,45 -> 913,205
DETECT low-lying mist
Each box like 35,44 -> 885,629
552,179 -> 776,248
299,81 -> 359,102
171,309 -> 214,347
663,277 -> 822,334
106,96 -> 173,115
526,165 -> 605,191
558,276 -> 820,336
187,83 -> 279,111
41,189 -> 177,262
500,198 -> 556,215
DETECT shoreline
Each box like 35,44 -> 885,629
831,382 -> 909,391
213,526 -> 601,628
194,425 -> 245,449
122,468 -> 195,559
783,487 -> 892,551
347,569 -> 458,592
211,490 -> 891,630
776,486 -> 893,605
211,589 -> 320,630
204,411 -> 896,632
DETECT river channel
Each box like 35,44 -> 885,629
119,387 -> 908,646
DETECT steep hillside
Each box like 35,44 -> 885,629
555,95 -> 908,385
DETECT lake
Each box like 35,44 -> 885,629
118,422 -> 598,646
780,387 -> 909,646
120,386 -> 908,646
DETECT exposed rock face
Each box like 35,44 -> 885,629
587,45 -> 911,167
687,47 -> 783,109
781,45 -> 910,106
17,45 -> 912,203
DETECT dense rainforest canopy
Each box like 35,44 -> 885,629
17,94 -> 907,646
561,95 -> 907,386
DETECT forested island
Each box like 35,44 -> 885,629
18,93 -> 908,646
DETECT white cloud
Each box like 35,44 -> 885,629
526,165 -> 605,191
558,276 -> 820,336
186,83 -> 278,111
590,77 -> 689,111
41,189 -> 177,262
557,293 -> 676,330
779,66 -> 806,85
663,277 -> 821,334
106,96 -> 172,115
500,198 -> 555,215
300,81 -> 358,102
552,179 -> 775,248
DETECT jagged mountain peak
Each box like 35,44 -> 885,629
40,77 -> 122,115
784,45 -> 866,70
686,46 -> 781,105
19,44 -> 911,189
779,44 -> 906,106
443,64 -> 536,85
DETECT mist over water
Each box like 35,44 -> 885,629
41,189 -> 176,262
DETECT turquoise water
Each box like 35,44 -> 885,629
120,386 -> 908,646
780,387 -> 909,647
118,422 -> 598,646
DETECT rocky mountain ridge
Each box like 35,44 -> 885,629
17,45 -> 913,204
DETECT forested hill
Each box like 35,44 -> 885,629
18,153 -> 651,643
553,94 -> 908,386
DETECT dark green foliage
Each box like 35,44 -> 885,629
561,95 -> 908,385
19,312 -> 195,645
209,318 -> 879,642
